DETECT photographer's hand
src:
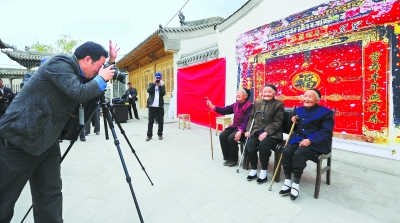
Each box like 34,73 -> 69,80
108,40 -> 120,63
98,65 -> 115,81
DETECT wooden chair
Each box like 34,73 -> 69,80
215,116 -> 232,135
177,114 -> 190,129
274,108 -> 335,199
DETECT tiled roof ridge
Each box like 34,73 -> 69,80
1,50 -> 55,60
182,16 -> 225,27
0,38 -> 14,49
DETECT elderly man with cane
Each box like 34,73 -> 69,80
244,84 -> 284,183
279,88 -> 334,200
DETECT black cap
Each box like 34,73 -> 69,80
74,41 -> 108,60
264,84 -> 277,92
244,88 -> 251,98
309,88 -> 321,98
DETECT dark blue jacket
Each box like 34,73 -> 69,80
289,104 -> 334,154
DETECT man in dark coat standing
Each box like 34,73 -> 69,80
146,72 -> 166,141
125,82 -> 139,119
0,78 -> 15,118
0,40 -> 118,222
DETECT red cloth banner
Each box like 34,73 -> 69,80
177,58 -> 226,128
362,41 -> 389,141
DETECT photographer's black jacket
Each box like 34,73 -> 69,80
146,83 -> 166,108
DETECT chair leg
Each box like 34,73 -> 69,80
314,158 -> 322,199
326,157 -> 331,185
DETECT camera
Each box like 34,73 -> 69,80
156,79 -> 160,83
104,62 -> 127,84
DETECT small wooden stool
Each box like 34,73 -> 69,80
215,116 -> 232,135
178,114 -> 190,129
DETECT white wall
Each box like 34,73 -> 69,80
217,0 -> 328,103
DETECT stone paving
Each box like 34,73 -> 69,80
11,108 -> 400,223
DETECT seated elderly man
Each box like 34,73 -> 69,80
279,88 -> 334,200
244,84 -> 284,183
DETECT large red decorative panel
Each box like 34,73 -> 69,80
261,42 -> 363,134
177,58 -> 226,128
362,41 -> 389,143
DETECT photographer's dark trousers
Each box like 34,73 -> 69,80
147,107 -> 164,137
282,143 -> 320,180
246,135 -> 281,170
128,99 -> 139,119
219,127 -> 243,162
0,140 -> 62,223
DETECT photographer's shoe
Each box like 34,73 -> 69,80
96,132 -> 100,135
158,136 -> 163,140
80,138 -> 86,142
135,117 -> 140,120
146,137 -> 152,141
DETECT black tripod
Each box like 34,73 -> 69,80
21,92 -> 152,223
100,92 -> 153,223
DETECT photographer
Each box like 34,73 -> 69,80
125,82 -> 140,120
0,40 -> 118,222
146,72 -> 166,141
0,78 -> 15,118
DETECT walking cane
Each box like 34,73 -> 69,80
203,97 -> 214,160
236,111 -> 262,173
268,116 -> 297,191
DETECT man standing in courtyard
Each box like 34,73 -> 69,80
125,82 -> 139,120
146,72 -> 165,141
0,40 -> 119,222
0,78 -> 15,118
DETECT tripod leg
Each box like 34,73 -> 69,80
107,104 -> 153,186
102,100 -> 144,223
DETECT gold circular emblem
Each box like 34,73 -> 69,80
292,71 -> 320,91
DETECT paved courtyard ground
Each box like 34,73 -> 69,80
11,108 -> 400,223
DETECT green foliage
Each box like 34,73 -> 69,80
29,34 -> 81,54
29,41 -> 55,52
55,34 -> 80,54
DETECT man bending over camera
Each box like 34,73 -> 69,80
0,40 -> 119,223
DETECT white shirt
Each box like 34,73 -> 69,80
151,85 -> 160,107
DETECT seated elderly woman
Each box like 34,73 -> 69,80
280,89 -> 334,200
207,88 -> 253,167
244,84 -> 284,183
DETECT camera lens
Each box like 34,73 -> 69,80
104,62 -> 126,84
112,69 -> 127,84
156,80 -> 160,83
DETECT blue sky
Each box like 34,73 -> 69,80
0,0 -> 248,68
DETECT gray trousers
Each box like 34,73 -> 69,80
0,140 -> 63,223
